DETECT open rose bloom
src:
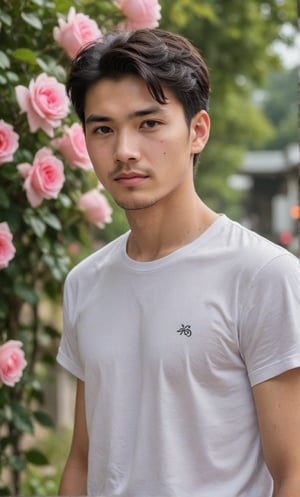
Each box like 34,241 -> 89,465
18,147 -> 65,207
53,123 -> 92,171
53,7 -> 102,59
0,222 -> 16,269
0,340 -> 27,387
115,0 -> 161,29
15,73 -> 69,137
78,189 -> 112,228
0,119 -> 19,165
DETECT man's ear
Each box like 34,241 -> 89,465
190,110 -> 210,154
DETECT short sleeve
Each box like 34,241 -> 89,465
239,253 -> 300,387
56,273 -> 85,380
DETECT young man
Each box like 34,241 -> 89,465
57,29 -> 300,497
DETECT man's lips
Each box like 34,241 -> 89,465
114,172 -> 148,186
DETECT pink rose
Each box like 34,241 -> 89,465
0,222 -> 16,269
78,189 -> 112,228
18,147 -> 65,207
52,123 -> 92,171
53,7 -> 102,59
115,0 -> 161,29
0,120 -> 19,165
15,73 -> 69,137
0,340 -> 27,387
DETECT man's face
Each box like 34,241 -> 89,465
84,75 -> 208,211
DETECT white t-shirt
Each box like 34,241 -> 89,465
57,215 -> 300,497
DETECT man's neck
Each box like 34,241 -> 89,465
125,193 -> 218,262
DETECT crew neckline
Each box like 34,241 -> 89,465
121,214 -> 226,272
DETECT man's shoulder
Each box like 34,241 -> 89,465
217,216 -> 299,281
65,231 -> 129,285
223,216 -> 296,259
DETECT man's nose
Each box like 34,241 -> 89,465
113,131 -> 141,164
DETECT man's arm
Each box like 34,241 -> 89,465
58,378 -> 89,496
253,367 -> 300,497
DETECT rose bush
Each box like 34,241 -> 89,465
0,340 -> 27,387
0,2 -> 161,495
0,120 -> 19,164
0,222 -> 16,269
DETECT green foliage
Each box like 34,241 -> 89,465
259,67 -> 298,149
0,1 -> 121,494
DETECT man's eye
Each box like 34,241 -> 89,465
141,120 -> 160,129
94,126 -> 112,134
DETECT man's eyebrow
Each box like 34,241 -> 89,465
85,106 -> 166,125
129,106 -> 165,119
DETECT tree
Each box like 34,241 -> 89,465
259,67 -> 298,150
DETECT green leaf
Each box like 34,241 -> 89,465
53,64 -> 67,81
6,71 -> 19,83
7,454 -> 25,471
42,254 -> 55,268
0,12 -> 12,26
57,193 -> 72,208
36,56 -> 50,72
52,267 -> 64,281
0,50 -> 10,69
11,403 -> 34,433
21,12 -> 43,30
0,74 -> 7,85
39,211 -> 62,230
30,216 -> 46,236
12,48 -> 37,65
25,448 -> 49,466
14,281 -> 38,305
43,254 -> 66,280
33,410 -> 54,428
24,210 -> 46,237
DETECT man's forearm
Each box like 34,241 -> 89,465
58,457 -> 88,496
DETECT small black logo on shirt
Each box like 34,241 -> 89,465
177,324 -> 192,337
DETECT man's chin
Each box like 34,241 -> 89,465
116,199 -> 159,211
